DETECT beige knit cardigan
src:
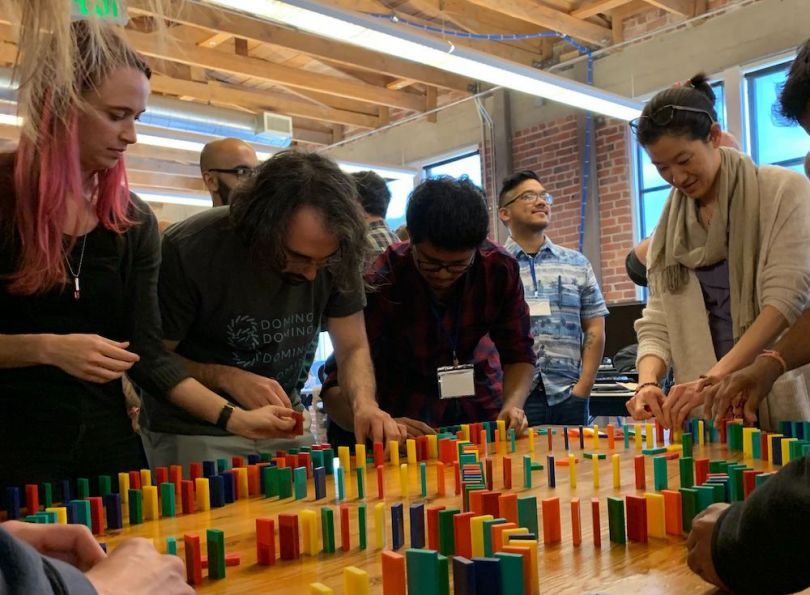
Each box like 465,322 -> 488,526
635,166 -> 810,431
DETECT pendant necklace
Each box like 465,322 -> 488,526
65,234 -> 88,300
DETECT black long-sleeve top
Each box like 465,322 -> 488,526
713,455 -> 810,594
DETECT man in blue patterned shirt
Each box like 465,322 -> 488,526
498,170 -> 608,426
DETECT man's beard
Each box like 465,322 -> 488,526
218,181 -> 233,206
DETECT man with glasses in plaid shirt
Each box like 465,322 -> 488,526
321,176 -> 536,441
499,170 -> 608,428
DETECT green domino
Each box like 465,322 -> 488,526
406,549 -> 439,595
624,429 -> 630,449
755,473 -> 772,487
679,457 -> 694,488
437,554 -> 450,595
751,431 -> 762,459
43,511 -> 57,523
71,499 -> 91,530
166,536 -> 177,555
42,483 -> 53,508
728,465 -> 747,502
356,467 -> 366,499
523,455 -> 533,488
263,466 -> 279,498
160,483 -> 176,517
322,448 -> 334,474
260,452 -> 272,462
321,507 -> 335,553
128,489 -> 143,525
517,496 -> 538,535
583,452 -> 607,460
294,467 -> 308,500
694,485 -> 715,513
642,447 -> 667,456
25,514 -> 41,523
680,488 -> 698,531
217,458 -> 229,473
206,528 -> 226,579
509,428 -> 516,453
98,476 -> 111,498
709,482 -> 725,504
420,463 -> 427,498
438,508 -> 459,556
358,503 -> 367,550
278,467 -> 293,499
336,468 -> 345,501
653,457 -> 668,491
77,478 -> 90,500
483,517 -> 506,557
681,433 -> 693,458
496,552 -> 526,595
310,450 -> 324,470
709,460 -> 727,473
607,497 -> 625,544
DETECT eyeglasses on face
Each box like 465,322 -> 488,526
412,245 -> 475,274
205,165 -> 256,178
500,190 -> 554,209
283,247 -> 341,270
629,104 -> 715,134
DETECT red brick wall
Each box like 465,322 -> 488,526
502,114 -> 638,304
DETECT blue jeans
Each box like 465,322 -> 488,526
524,384 -> 590,427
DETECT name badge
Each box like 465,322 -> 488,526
528,299 -> 552,317
437,365 -> 475,399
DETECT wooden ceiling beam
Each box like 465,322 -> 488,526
643,0 -> 694,16
571,0 -> 635,19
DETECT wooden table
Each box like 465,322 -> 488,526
100,425 -> 782,594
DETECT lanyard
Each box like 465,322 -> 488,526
430,298 -> 463,366
528,257 -> 539,297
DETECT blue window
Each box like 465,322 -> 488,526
746,63 -> 810,170
424,150 -> 483,188
635,82 -> 726,239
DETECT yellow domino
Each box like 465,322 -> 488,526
592,424 -> 600,450
310,583 -> 333,594
406,440 -> 417,465
497,419 -> 506,442
470,514 -> 493,557
235,467 -> 248,500
592,456 -> 600,489
635,425 -> 643,451
374,502 -> 386,549
46,507 -> 67,524
118,473 -> 129,506
301,509 -> 319,556
500,527 -> 528,552
645,423 -> 653,449
528,429 -> 535,455
195,478 -> 210,511
389,441 -> 400,467
399,464 -> 409,499
782,438 -> 796,464
427,434 -> 438,459
338,446 -> 352,476
461,424 -> 470,442
697,420 -> 705,446
612,454 -> 621,490
143,485 -> 159,520
355,444 -> 367,470
743,427 -> 754,458
343,567 -> 369,595
569,452 -> 577,489
140,469 -> 152,488
645,492 -> 666,538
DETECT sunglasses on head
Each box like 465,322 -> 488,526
629,104 -> 715,134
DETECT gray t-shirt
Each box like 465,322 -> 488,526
141,207 -> 365,435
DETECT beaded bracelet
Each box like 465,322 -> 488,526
634,381 -> 660,395
757,349 -> 788,375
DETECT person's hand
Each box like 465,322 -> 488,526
1,521 -> 105,571
41,334 -> 139,384
571,379 -> 593,400
498,406 -> 528,435
662,379 -> 705,430
686,503 -> 731,590
700,358 -> 782,426
625,384 -> 665,421
85,537 -> 193,595
221,367 -> 292,409
226,405 -> 298,440
354,402 -> 404,445
394,417 -> 436,438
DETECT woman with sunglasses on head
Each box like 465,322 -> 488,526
0,19 -> 298,496
625,73 -> 810,431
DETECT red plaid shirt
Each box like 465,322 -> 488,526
325,240 -> 535,426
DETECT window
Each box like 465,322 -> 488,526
424,150 -> 483,188
384,177 -> 412,234
635,82 -> 726,239
746,63 -> 810,171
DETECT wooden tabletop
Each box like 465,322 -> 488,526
100,425 -> 782,594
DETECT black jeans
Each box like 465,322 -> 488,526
524,384 -> 590,427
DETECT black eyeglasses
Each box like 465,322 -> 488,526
500,190 -> 554,209
629,105 -> 715,134
412,245 -> 475,274
205,165 -> 256,178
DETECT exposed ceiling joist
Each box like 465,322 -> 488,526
571,0 -> 635,19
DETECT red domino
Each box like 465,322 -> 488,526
502,456 -> 512,489
591,498 -> 601,547
571,498 -> 582,546
760,432 -> 769,461
87,497 -> 104,535
170,466 -> 183,496
655,421 -> 664,445
541,497 -> 562,545
469,491 -> 484,515
426,506 -> 445,551
201,553 -> 241,569
129,470 -> 141,490
694,458 -> 709,486
625,495 -> 648,543
437,462 -> 446,497
285,455 -> 297,470
743,470 -> 764,499
547,430 -> 553,451
292,410 -> 304,435
481,491 -> 501,518
181,480 -> 195,515
247,465 -> 260,497
453,462 -> 461,496
189,463 -> 202,483
634,455 -> 646,490
298,452 -> 312,478
498,493 -> 518,525
256,518 -> 276,566
155,467 -> 169,486
184,534 -> 203,585
278,514 -> 300,560
373,442 -> 385,467
377,465 -> 385,499
485,459 -> 494,491
25,484 -> 39,514
232,456 -> 244,469
340,504 -> 351,552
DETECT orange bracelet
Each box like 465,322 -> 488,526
757,349 -> 787,375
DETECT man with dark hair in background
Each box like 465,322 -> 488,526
321,176 -> 535,442
140,151 -> 402,466
350,170 -> 399,261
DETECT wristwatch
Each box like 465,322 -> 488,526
216,402 -> 236,431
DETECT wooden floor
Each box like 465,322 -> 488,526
100,425 -> 779,594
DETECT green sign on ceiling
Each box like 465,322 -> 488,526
71,0 -> 129,25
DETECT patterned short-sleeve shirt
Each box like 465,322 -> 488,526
504,236 -> 609,406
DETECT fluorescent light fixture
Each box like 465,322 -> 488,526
338,161 -> 415,181
135,190 -> 213,207
136,133 -> 206,153
203,0 -> 643,121
0,113 -> 22,126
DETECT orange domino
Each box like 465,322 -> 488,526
453,512 -> 476,559
381,550 -> 406,595
469,491 -> 484,515
541,497 -> 562,544
436,462 -> 446,497
607,425 -> 615,450
591,498 -> 601,547
571,498 -> 582,546
501,546 -> 532,595
502,456 -> 512,489
498,493 -> 518,525
662,490 -> 683,536
247,465 -> 260,496
491,522 -> 517,552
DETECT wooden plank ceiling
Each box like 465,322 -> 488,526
0,0 -> 708,200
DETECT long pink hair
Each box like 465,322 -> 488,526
7,22 -> 149,295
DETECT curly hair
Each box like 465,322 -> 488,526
229,151 -> 369,294
778,39 -> 810,124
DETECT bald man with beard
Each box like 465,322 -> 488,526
200,138 -> 259,207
